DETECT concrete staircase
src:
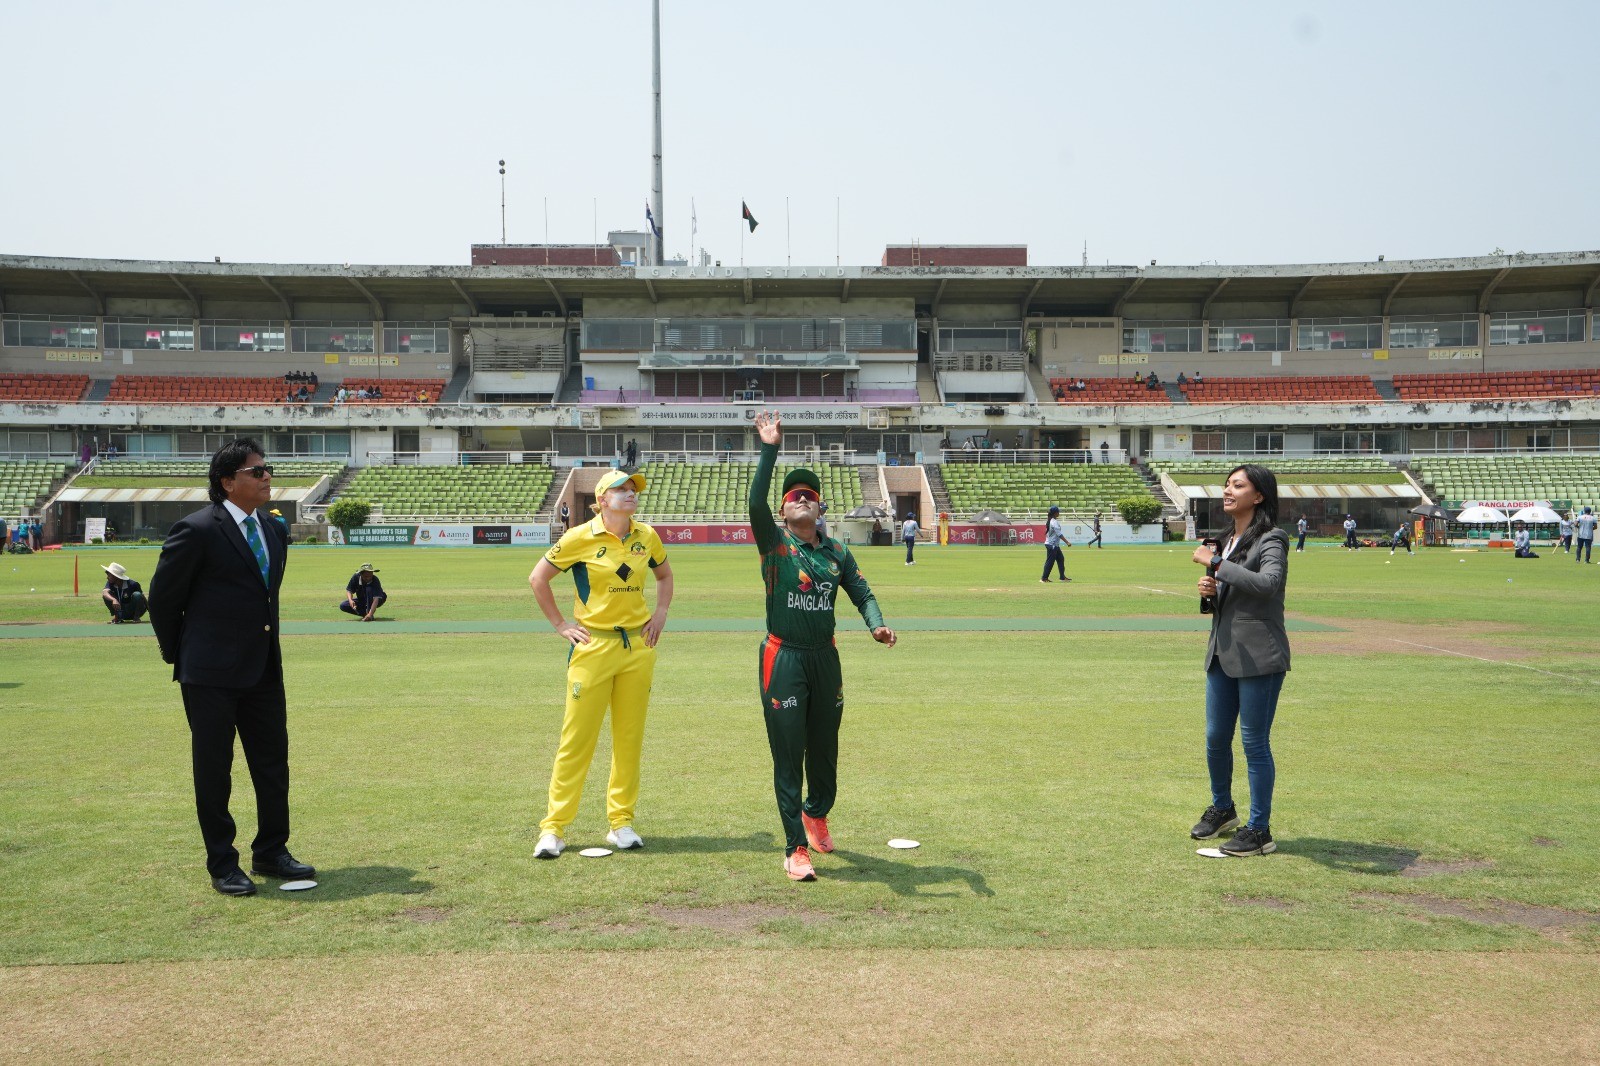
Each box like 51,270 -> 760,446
1373,376 -> 1399,401
1027,362 -> 1054,403
440,367 -> 471,404
85,379 -> 112,402
556,369 -> 584,403
1161,381 -> 1187,403
1137,460 -> 1187,521
536,468 -> 570,523
915,361 -> 940,403
859,466 -> 888,511
923,463 -> 953,516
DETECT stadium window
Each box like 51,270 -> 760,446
383,322 -> 450,354
199,320 -> 286,352
1191,431 -> 1226,453
1209,320 -> 1289,352
2,313 -> 98,348
1297,317 -> 1382,351
102,318 -> 194,351
581,319 -> 655,351
1487,308 -> 1585,346
291,322 -> 374,353
843,319 -> 915,350
1388,314 -> 1479,349
936,325 -> 1022,352
1121,321 -> 1202,353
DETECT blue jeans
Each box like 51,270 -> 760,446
1577,537 -> 1593,563
1205,664 -> 1285,831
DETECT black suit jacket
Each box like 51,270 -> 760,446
1205,527 -> 1291,678
150,503 -> 287,687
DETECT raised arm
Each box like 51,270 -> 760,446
749,410 -> 782,555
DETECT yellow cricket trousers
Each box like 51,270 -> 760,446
540,631 -> 657,837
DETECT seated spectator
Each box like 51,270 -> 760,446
1192,370 -> 1203,384
101,562 -> 147,624
1132,372 -> 1143,385
1145,371 -> 1162,389
1175,371 -> 1188,384
371,385 -> 383,399
416,388 -> 429,402
1053,385 -> 1065,400
339,563 -> 388,621
1075,378 -> 1087,391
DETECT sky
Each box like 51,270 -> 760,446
3,0 -> 1597,269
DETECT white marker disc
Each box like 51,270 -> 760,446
1195,847 -> 1228,859
279,879 -> 318,891
578,847 -> 613,858
887,838 -> 920,850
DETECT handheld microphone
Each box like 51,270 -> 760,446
1199,538 -> 1222,615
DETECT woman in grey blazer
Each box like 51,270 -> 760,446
1189,464 -> 1289,856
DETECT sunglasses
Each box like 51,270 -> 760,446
783,488 -> 819,505
234,464 -> 274,479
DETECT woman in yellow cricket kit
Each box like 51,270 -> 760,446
528,468 -> 674,859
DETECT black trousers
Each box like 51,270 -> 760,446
180,666 -> 291,876
1042,545 -> 1066,579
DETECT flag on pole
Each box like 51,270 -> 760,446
645,202 -> 661,239
742,201 -> 759,232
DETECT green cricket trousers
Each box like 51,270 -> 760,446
758,634 -> 844,854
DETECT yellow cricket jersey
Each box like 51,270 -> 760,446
542,517 -> 667,631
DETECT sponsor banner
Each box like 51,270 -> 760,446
1463,499 -> 1552,511
347,355 -> 401,366
650,523 -> 755,545
1427,347 -> 1482,361
45,350 -> 102,362
84,517 -> 108,544
473,525 -> 512,545
1097,353 -> 1149,365
346,524 -> 417,545
944,521 -> 1161,545
637,405 -> 867,425
510,524 -> 552,546
412,524 -> 473,546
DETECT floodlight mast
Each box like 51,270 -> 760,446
651,0 -> 664,266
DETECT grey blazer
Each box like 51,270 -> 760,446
1205,527 -> 1291,677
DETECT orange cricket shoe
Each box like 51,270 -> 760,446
801,811 -> 834,853
784,845 -> 817,881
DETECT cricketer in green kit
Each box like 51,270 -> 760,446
749,411 -> 897,882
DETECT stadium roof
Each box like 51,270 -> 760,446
2,251 -> 1599,318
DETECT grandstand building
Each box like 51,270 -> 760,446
2,249 -> 1598,544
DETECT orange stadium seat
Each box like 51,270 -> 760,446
1391,369 -> 1600,401
105,375 -> 292,403
339,378 -> 446,403
1178,375 -> 1382,404
0,373 -> 90,402
1049,377 -> 1169,404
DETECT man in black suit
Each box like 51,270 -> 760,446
150,439 -> 314,896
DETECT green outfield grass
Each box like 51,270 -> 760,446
2,540 -> 1597,1059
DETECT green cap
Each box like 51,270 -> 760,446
780,468 -> 821,496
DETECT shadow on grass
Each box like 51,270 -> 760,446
1290,838 -> 1420,875
0,682 -> 20,688
267,864 -> 433,902
828,848 -> 995,898
645,832 -> 779,855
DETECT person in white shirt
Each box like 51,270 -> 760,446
1558,515 -> 1573,553
1041,506 -> 1071,582
1342,515 -> 1358,550
1512,523 -> 1538,559
1295,515 -> 1308,552
901,513 -> 920,565
1574,507 -> 1595,563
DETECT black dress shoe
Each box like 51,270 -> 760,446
212,868 -> 258,896
250,853 -> 315,879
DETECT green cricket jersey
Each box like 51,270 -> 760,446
750,443 -> 885,645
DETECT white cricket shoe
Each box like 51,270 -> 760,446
534,832 -> 565,859
607,826 -> 644,850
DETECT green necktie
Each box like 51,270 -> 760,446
242,516 -> 270,587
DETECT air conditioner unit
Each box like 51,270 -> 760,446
513,311 -> 529,318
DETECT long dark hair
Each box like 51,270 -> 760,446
208,438 -> 264,505
1215,463 -> 1280,557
